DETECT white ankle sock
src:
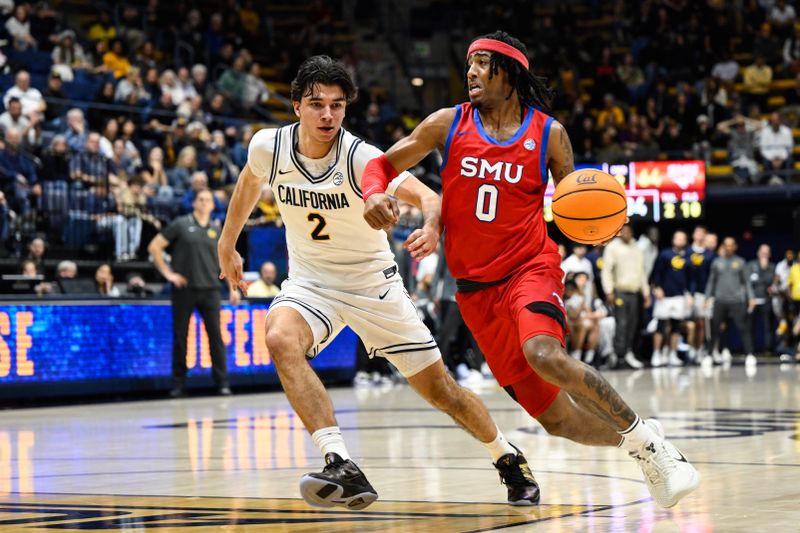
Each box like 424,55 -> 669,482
617,416 -> 657,453
311,426 -> 350,460
483,426 -> 517,462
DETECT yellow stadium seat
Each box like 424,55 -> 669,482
708,165 -> 733,176
771,79 -> 795,91
768,96 -> 787,107
712,149 -> 729,161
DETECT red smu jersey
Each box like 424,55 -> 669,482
440,102 -> 558,282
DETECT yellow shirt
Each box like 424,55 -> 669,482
246,280 -> 280,298
789,264 -> 800,301
743,65 -> 772,95
255,200 -> 281,224
87,24 -> 116,44
597,106 -> 625,127
103,52 -> 131,79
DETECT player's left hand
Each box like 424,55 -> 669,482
404,224 -> 439,260
363,193 -> 399,230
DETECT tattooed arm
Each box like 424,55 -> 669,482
546,120 -> 575,186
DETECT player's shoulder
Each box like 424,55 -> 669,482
249,126 -> 282,152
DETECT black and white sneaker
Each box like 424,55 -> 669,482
299,453 -> 378,510
494,445 -> 541,505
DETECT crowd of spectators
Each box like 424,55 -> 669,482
0,1 -> 370,263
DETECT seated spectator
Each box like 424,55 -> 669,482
596,127 -> 624,163
770,0 -> 796,39
103,39 -> 131,79
64,108 -> 88,153
711,52 -> 740,86
159,68 -> 194,107
3,70 -> 46,120
753,23 -> 781,65
642,96 -> 665,137
243,62 -> 270,110
141,146 -> 172,198
88,82 -> 118,131
562,243 -> 594,297
110,139 -> 137,179
693,114 -> 714,163
564,274 -> 601,363
204,93 -> 236,136
0,97 -> 35,145
99,118 -> 118,159
0,127 -> 39,214
659,119 -> 690,159
70,132 -> 116,188
246,261 -> 281,298
248,186 -> 282,227
134,41 -> 162,72
176,67 -> 198,103
191,64 -> 211,99
20,259 -> 38,277
36,259 -> 79,296
51,30 -> 89,81
5,4 -> 36,51
117,4 -> 145,53
114,67 -> 148,104
617,53 -> 646,106
199,143 -> 235,190
216,54 -> 248,110
230,126 -> 253,170
742,55 -> 773,110
632,125 -> 661,160
22,237 -> 46,274
758,112 -> 794,184
145,92 -> 176,141
125,272 -> 155,297
169,145 -> 198,193
41,134 -> 70,182
94,264 -> 120,296
717,113 -> 762,184
87,10 -> 117,45
179,171 -> 226,220
42,72 -> 68,130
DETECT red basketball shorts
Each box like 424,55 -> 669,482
456,252 -> 566,417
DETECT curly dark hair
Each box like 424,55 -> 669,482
290,55 -> 358,104
465,30 -> 554,118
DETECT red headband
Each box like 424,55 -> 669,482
467,38 -> 529,70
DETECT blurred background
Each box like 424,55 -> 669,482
0,0 -> 798,401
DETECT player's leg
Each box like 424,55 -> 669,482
268,288 -> 376,510
533,390 -> 622,446
169,288 -> 195,396
195,288 -> 229,391
348,281 -> 540,505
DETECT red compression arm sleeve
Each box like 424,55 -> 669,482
362,154 -> 398,200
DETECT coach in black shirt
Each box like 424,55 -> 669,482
148,188 -> 237,397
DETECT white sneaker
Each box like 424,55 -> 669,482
625,351 -> 644,369
651,351 -> 664,367
631,419 -> 701,508
480,362 -> 492,377
745,354 -> 757,368
584,349 -> 596,365
700,355 -> 713,369
570,349 -> 582,360
712,350 -> 723,365
455,363 -> 471,381
721,348 -> 732,365
667,351 -> 683,367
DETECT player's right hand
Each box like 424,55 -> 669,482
363,193 -> 399,230
168,272 -> 189,288
218,246 -> 249,294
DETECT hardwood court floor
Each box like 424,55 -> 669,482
1,364 -> 799,531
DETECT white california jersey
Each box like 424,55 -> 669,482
247,123 -> 410,291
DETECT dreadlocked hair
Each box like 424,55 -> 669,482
465,31 -> 554,120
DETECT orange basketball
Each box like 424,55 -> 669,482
551,169 -> 627,245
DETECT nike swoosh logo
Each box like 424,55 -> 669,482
672,449 -> 689,463
378,289 -> 390,300
456,131 -> 472,136
278,169 -> 291,175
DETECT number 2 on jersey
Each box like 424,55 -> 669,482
307,213 -> 330,240
475,184 -> 498,222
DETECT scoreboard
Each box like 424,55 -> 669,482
544,160 -> 706,223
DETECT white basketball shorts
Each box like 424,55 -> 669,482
269,277 -> 440,378
653,295 -> 688,321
